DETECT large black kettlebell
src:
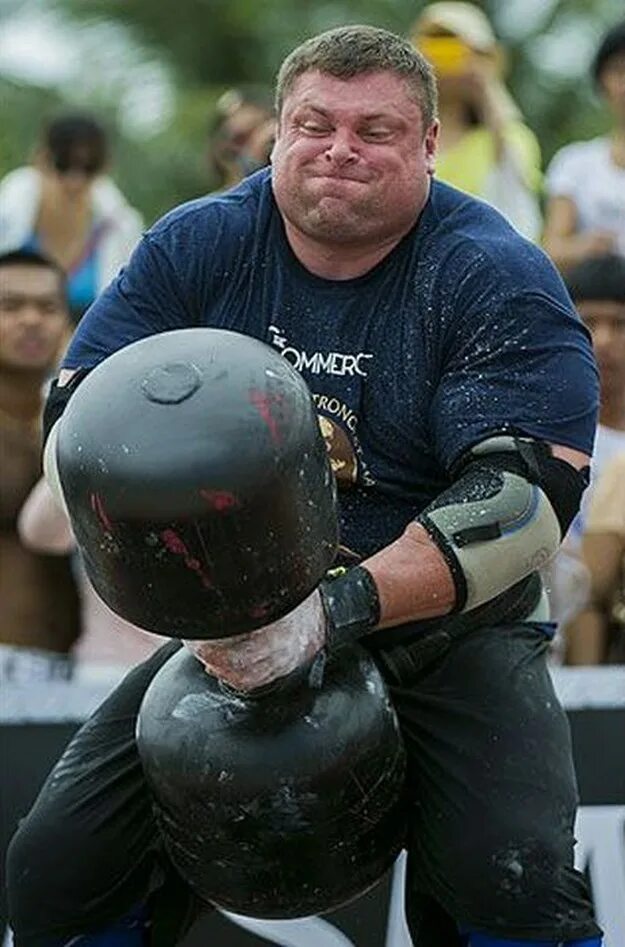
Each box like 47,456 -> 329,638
59,325 -> 407,917
56,328 -> 338,638
137,645 -> 407,918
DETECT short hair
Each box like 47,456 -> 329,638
592,19 -> 625,86
0,249 -> 67,294
43,112 -> 109,172
275,25 -> 438,128
565,254 -> 625,305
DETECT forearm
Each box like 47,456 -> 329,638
479,84 -> 508,163
325,438 -> 588,650
18,477 -> 75,555
362,522 -> 456,629
564,608 -> 608,665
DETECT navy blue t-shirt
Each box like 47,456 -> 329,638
64,169 -> 598,563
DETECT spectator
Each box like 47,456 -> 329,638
410,1 -> 542,239
543,19 -> 625,272
208,87 -> 276,191
0,112 -> 143,325
545,254 -> 625,649
563,451 -> 625,664
19,476 -> 164,668
0,249 -> 81,680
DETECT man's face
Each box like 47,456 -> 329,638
271,70 -> 438,247
0,264 -> 68,372
578,299 -> 625,395
599,51 -> 625,124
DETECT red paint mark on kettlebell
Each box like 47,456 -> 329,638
200,489 -> 240,511
160,528 -> 214,589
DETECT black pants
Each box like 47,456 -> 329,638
6,624 -> 601,945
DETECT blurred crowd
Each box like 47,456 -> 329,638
0,4 -> 623,678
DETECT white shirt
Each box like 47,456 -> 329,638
545,137 -> 625,255
546,423 -> 625,634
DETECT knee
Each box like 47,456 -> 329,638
6,818 -> 40,931
439,832 -> 567,925
6,810 -> 85,935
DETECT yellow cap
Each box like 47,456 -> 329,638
417,35 -> 473,76
412,2 -> 497,53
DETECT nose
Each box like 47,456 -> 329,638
323,128 -> 359,166
18,304 -> 45,328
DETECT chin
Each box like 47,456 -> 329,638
6,354 -> 54,373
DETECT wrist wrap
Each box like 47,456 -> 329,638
320,566 -> 381,653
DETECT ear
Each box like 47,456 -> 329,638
423,120 -> 439,175
269,116 -> 284,163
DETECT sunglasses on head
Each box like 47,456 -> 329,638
52,155 -> 102,176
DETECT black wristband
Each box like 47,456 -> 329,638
320,566 -> 381,653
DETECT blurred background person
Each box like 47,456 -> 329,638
0,249 -> 81,680
562,451 -> 625,665
410,1 -> 542,240
18,477 -> 165,668
207,86 -> 275,191
544,254 -> 625,658
543,19 -> 625,272
0,112 -> 143,326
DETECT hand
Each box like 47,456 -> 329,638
184,589 -> 326,692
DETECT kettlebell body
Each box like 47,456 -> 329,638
137,646 -> 406,918
56,328 -> 338,638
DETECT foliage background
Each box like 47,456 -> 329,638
0,0 -> 623,224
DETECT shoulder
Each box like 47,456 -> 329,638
91,176 -> 143,229
0,166 -> 41,217
545,138 -> 609,188
587,450 -> 625,535
0,165 -> 40,197
503,121 -> 541,158
143,169 -> 274,269
423,180 -> 566,309
150,169 -> 272,240
0,167 -> 41,250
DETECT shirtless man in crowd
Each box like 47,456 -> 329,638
0,249 -> 80,678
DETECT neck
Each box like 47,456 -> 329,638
0,370 -> 45,422
39,176 -> 91,219
284,223 -> 411,280
438,98 -> 469,124
599,391 -> 625,431
610,127 -> 625,169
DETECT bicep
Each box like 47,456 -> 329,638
432,293 -> 599,471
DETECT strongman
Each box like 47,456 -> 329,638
7,25 -> 602,947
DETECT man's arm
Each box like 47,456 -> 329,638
364,441 -> 590,629
194,437 -> 590,690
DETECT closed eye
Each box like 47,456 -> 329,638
359,128 -> 395,143
299,120 -> 332,136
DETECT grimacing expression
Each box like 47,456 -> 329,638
577,299 -> 625,393
271,70 -> 438,247
0,265 -> 68,371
